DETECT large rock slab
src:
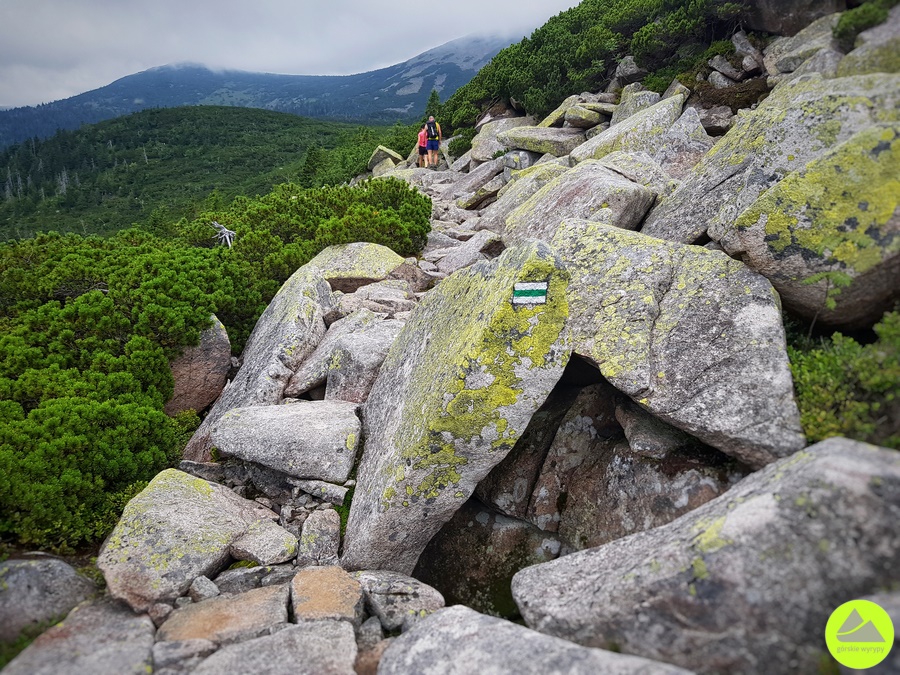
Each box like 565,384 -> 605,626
434,230 -> 504,276
537,95 -> 581,128
497,126 -> 587,157
444,158 -> 505,202
596,151 -> 680,199
211,401 -> 360,482
368,145 -> 404,171
165,314 -> 231,416
851,592 -> 900,675
610,84 -> 661,126
652,108 -> 715,180
158,583 -> 290,644
642,74 -> 900,244
477,163 -> 569,233
838,4 -> 900,77
570,95 -> 685,164
513,437 -> 900,675
414,500 -> 560,618
505,160 -> 656,244
763,14 -> 841,76
284,309 -> 382,396
98,469 -> 298,611
378,605 -> 693,675
301,242 -> 422,293
0,558 -> 95,643
152,639 -> 217,673
192,621 -> 357,675
564,105 -> 604,129
719,123 -> 900,329
471,117 -> 536,162
550,220 -> 805,468
183,264 -> 331,461
456,174 -> 506,210
341,241 -> 571,573
743,0 -> 845,37
2,598 -> 154,675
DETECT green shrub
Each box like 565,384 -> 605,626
0,178 -> 431,552
788,311 -> 900,449
833,0 -> 897,51
448,128 -> 478,157
441,0 -> 744,133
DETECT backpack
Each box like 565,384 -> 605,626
426,121 -> 439,140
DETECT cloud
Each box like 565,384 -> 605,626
0,0 -> 581,107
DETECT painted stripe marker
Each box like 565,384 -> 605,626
513,281 -> 548,305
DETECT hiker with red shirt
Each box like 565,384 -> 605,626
417,123 -> 429,168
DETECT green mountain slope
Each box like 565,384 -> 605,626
442,0 -> 747,128
0,106 -> 410,240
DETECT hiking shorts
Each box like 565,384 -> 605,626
418,146 -> 428,156
426,140 -> 439,151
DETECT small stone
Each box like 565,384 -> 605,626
290,479 -> 348,505
708,70 -> 736,89
158,584 -> 290,645
148,602 -> 174,628
188,576 -> 220,603
295,509 -> 341,568
291,566 -> 365,629
357,616 -> 385,651
352,570 -> 445,631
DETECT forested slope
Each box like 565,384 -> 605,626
0,107 -> 417,240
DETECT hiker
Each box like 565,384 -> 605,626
425,115 -> 442,169
418,123 -> 429,168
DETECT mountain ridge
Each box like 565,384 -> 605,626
0,33 -> 514,149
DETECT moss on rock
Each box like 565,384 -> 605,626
724,123 -> 900,328
341,241 -> 571,574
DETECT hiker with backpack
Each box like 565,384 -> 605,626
425,116 -> 441,169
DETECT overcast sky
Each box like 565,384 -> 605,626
0,0 -> 582,108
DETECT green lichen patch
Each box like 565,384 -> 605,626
570,95 -> 685,163
343,241 -> 571,572
691,515 -> 732,554
379,243 -> 571,507
839,37 -> 900,76
735,124 -> 900,275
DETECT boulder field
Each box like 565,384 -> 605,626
4,8 -> 899,674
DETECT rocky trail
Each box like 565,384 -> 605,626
2,6 -> 899,674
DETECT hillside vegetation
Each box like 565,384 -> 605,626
1,0 -> 897,560
0,107 -> 417,240
0,177 -> 431,552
